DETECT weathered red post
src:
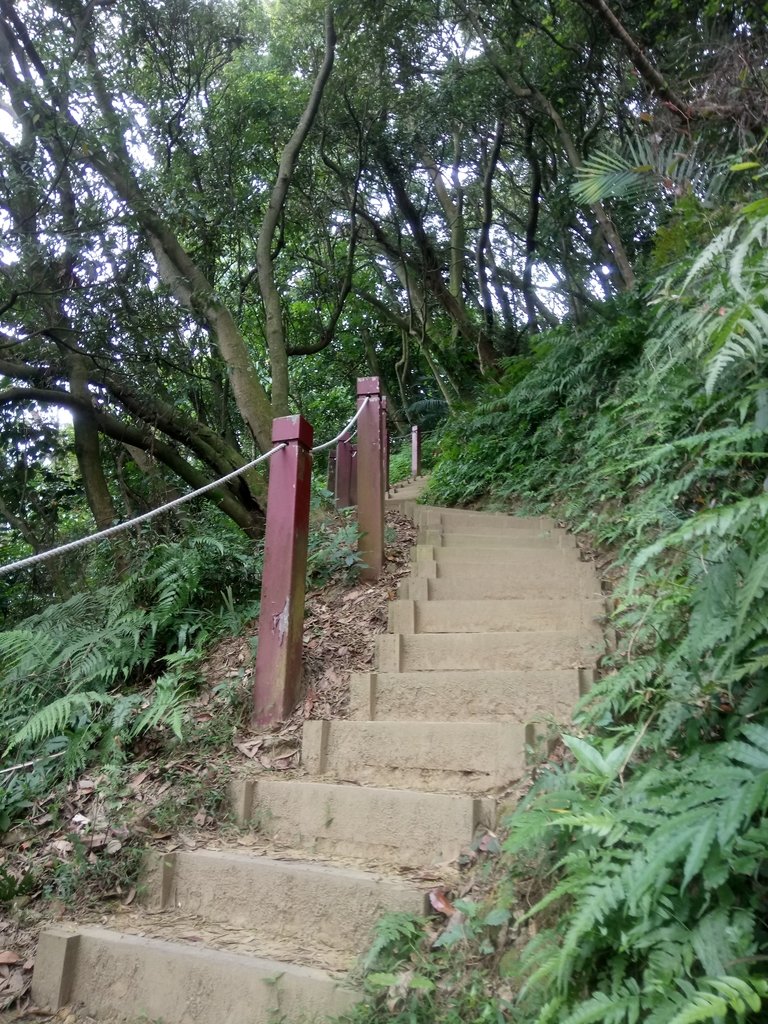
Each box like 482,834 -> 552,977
356,377 -> 385,581
350,445 -> 358,506
381,396 -> 390,495
334,431 -> 354,509
251,415 -> 313,728
326,448 -> 337,497
411,424 -> 421,478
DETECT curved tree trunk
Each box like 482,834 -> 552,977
256,6 -> 337,415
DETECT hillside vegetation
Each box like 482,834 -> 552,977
1,0 -> 767,1017
346,198 -> 768,1023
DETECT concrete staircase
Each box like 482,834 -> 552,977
32,482 -> 603,1023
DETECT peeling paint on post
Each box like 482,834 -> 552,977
357,377 -> 384,581
251,415 -> 313,728
411,425 -> 421,478
334,430 -> 354,509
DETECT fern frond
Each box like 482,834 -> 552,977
6,691 -> 113,752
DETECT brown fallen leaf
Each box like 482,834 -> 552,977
129,770 -> 150,790
0,952 -> 21,965
234,739 -> 263,758
428,887 -> 455,916
83,833 -> 108,851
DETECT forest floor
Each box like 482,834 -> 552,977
0,510 -> 416,1021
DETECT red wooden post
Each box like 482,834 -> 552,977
326,448 -> 337,498
334,431 -> 354,509
411,424 -> 421,478
381,396 -> 390,495
356,377 -> 384,581
350,445 -> 358,506
251,415 -> 313,728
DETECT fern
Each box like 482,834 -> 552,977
6,692 -> 113,751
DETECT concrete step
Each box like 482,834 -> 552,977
303,720 -> 528,794
411,555 -> 599,589
350,669 -> 592,722
230,778 -> 492,866
400,575 -> 602,600
384,496 -> 417,515
146,849 -> 426,956
388,598 -> 605,635
33,925 -> 357,1024
418,529 -> 575,550
377,631 -> 602,672
414,507 -> 556,530
413,544 -> 584,566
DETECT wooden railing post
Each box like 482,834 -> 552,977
356,377 -> 384,581
326,448 -> 337,498
411,424 -> 421,478
251,415 -> 313,728
350,445 -> 358,506
334,430 -> 354,509
381,396 -> 390,495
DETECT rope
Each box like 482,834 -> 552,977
0,443 -> 287,577
0,751 -> 66,777
310,397 -> 369,453
0,396 -> 382,577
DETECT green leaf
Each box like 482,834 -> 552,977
408,975 -> 435,991
561,734 -> 610,777
367,972 -> 399,987
483,908 -> 511,927
682,817 -> 716,889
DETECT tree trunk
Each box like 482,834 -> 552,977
255,6 -> 337,415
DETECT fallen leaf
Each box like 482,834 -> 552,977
428,887 -> 455,916
83,833 -> 108,851
236,738 -> 264,758
0,953 -> 21,965
129,770 -> 149,789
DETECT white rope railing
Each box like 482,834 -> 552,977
0,398 -> 377,577
0,443 -> 287,577
310,396 -> 369,453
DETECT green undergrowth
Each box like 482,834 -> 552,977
0,487 -> 363,833
387,434 -> 438,486
342,201 -> 768,1022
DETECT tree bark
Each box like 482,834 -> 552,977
522,120 -> 542,335
0,386 -> 266,537
578,0 -> 690,120
67,352 -> 118,530
255,6 -> 337,413
475,122 -> 504,334
370,142 -> 499,372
